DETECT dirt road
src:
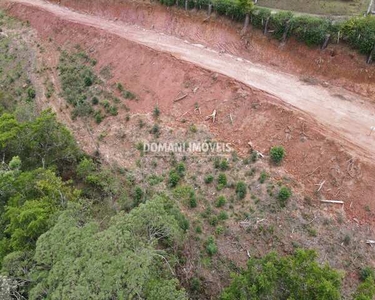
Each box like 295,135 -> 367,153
10,0 -> 375,158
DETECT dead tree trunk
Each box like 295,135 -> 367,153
321,34 -> 331,50
208,3 -> 212,16
367,43 -> 375,64
281,21 -> 291,44
263,17 -> 270,35
185,0 -> 188,10
242,13 -> 250,34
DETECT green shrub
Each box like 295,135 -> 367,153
27,87 -> 36,100
209,216 -> 219,226
270,146 -> 285,164
132,186 -> 144,207
168,170 -> 180,188
220,159 -> 229,171
84,76 -> 93,87
108,105 -> 118,116
353,276 -> 375,300
218,211 -> 228,221
122,90 -> 136,100
259,171 -> 269,183
94,111 -> 104,124
278,186 -> 292,207
269,11 -> 294,40
190,124 -> 197,133
190,277 -> 202,292
176,162 -> 186,177
216,195 -> 227,207
217,173 -> 227,185
150,124 -> 160,137
153,105 -> 160,118
160,0 -> 175,6
291,16 -> 331,46
235,181 -> 247,199
221,249 -> 343,299
251,7 -> 272,29
360,267 -> 375,281
205,236 -> 218,256
91,96 -> 99,105
204,174 -> 214,184
215,225 -> 225,235
341,16 -> 375,55
189,193 -> 197,208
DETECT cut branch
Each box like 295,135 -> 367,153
206,110 -> 217,123
320,200 -> 344,204
174,94 -> 188,102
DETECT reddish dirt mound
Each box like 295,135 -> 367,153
5,2 -> 375,226
48,0 -> 375,100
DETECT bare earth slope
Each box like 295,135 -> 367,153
8,0 -> 375,160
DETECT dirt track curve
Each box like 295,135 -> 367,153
10,0 -> 375,159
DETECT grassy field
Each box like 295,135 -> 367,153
256,0 -> 370,15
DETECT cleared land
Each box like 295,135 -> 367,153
257,0 -> 370,15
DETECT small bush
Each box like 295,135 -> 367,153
220,159 -> 229,171
91,96 -> 99,105
168,170 -> 180,188
108,105 -> 118,116
215,226 -> 225,235
259,171 -> 269,183
278,186 -> 292,207
270,146 -> 285,164
205,236 -> 218,256
216,195 -> 227,207
176,162 -> 186,177
236,181 -> 247,199
218,211 -> 228,221
27,87 -> 36,100
189,193 -> 197,208
190,124 -> 197,133
217,173 -> 227,186
122,90 -> 136,100
117,83 -> 124,91
360,267 -> 375,282
190,277 -> 202,292
150,124 -> 160,137
353,276 -> 375,300
132,186 -> 144,207
94,111 -> 104,124
153,106 -> 160,118
209,216 -> 219,226
204,174 -> 214,184
84,76 -> 93,87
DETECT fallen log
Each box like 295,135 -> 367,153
174,94 -> 188,102
320,200 -> 344,204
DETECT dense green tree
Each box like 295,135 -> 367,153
29,195 -> 188,300
0,159 -> 80,261
0,113 -> 19,149
221,249 -> 343,300
0,110 -> 79,172
14,110 -> 80,171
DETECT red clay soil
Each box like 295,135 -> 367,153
47,0 -> 375,100
4,2 -> 375,226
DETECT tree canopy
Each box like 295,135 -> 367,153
29,195 -> 188,300
221,249 -> 343,300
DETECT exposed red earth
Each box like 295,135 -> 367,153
4,0 -> 375,227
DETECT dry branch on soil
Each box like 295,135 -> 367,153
320,200 -> 344,204
174,93 -> 188,102
206,110 -> 217,123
